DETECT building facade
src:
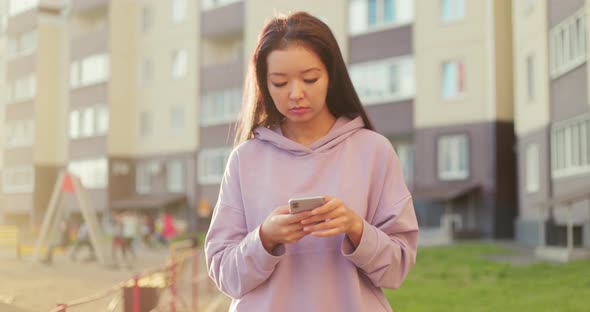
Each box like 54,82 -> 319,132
4,0 -> 588,245
513,0 -> 590,247
2,0 -> 67,230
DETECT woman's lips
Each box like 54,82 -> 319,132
289,107 -> 310,115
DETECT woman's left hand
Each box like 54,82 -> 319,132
300,196 -> 364,248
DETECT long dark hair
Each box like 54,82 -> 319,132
234,11 -> 374,145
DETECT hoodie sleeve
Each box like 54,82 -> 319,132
341,143 -> 419,289
205,149 -> 284,299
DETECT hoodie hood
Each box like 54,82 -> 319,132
253,116 -> 365,156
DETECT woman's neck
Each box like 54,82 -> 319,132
281,114 -> 337,147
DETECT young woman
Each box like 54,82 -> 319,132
205,12 -> 418,311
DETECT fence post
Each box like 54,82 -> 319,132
192,250 -> 199,312
56,303 -> 66,312
133,274 -> 140,312
170,259 -> 177,312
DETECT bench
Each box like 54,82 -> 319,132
0,226 -> 21,259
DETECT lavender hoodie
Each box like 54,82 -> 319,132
205,116 -> 419,311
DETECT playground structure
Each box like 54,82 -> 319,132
32,171 -> 110,267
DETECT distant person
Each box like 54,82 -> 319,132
141,214 -> 156,247
121,212 -> 138,262
158,213 -> 177,245
205,12 -> 418,311
110,213 -> 127,268
70,223 -> 95,262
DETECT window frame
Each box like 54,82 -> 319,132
437,134 -> 470,181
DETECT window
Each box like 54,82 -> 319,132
9,74 -> 36,103
172,49 -> 188,78
349,56 -> 415,105
140,111 -> 153,137
8,0 -> 38,17
82,108 -> 95,137
171,105 -> 185,132
551,113 -> 590,178
136,163 -> 151,194
201,0 -> 241,11
172,0 -> 187,23
526,144 -> 540,193
112,161 -> 130,176
81,54 -> 110,86
440,0 -> 465,23
70,54 -> 110,88
68,158 -> 108,189
167,160 -> 185,192
201,88 -> 242,125
69,111 -> 80,139
442,60 -> 464,99
20,31 -> 36,55
394,142 -> 414,186
69,106 -> 108,139
349,0 -> 414,34
4,120 -> 34,148
198,148 -> 232,184
141,58 -> 154,86
526,54 -> 535,101
2,166 -> 34,193
141,6 -> 154,32
7,30 -> 37,58
438,134 -> 469,180
96,106 -> 109,135
7,37 -> 18,57
550,9 -> 586,78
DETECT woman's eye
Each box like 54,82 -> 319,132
272,82 -> 287,87
304,78 -> 318,84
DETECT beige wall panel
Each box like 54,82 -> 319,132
108,0 -> 138,156
415,42 -> 490,127
512,0 -> 550,136
414,0 -> 490,128
34,16 -> 67,165
135,0 -> 199,155
494,0 -> 514,121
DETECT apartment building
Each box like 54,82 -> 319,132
11,1 -> 589,246
413,0 -> 516,239
513,0 -> 590,248
65,0 -> 200,227
2,0 -> 67,230
110,0 -> 199,228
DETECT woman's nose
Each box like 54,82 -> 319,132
289,81 -> 304,100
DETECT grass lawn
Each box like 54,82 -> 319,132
385,243 -> 590,312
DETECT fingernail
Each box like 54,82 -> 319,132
303,227 -> 309,231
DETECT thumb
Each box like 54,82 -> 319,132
276,205 -> 290,214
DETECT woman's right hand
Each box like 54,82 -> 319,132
259,206 -> 313,253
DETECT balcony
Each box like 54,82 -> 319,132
70,0 -> 109,15
71,27 -> 109,60
201,1 -> 244,38
200,58 -> 244,91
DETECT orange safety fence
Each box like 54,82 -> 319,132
47,247 -> 220,312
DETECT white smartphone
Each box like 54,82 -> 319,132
288,196 -> 326,214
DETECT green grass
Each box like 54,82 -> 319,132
386,243 -> 590,312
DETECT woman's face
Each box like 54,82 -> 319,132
266,44 -> 332,126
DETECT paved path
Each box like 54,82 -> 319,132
0,246 -> 230,312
